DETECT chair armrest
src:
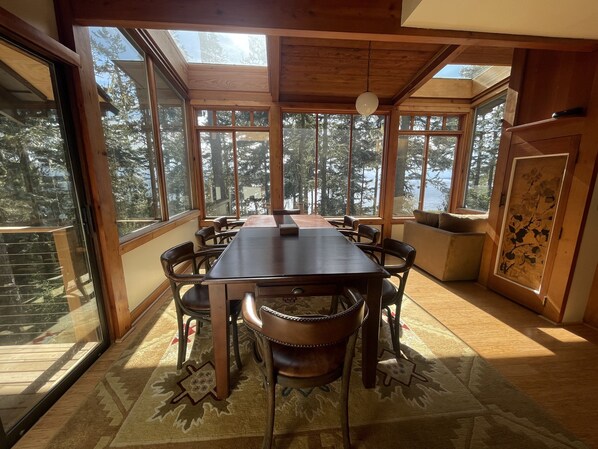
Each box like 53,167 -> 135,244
385,262 -> 408,275
169,272 -> 204,285
339,229 -> 358,241
242,292 -> 263,332
328,219 -> 344,227
228,220 -> 245,228
355,243 -> 382,264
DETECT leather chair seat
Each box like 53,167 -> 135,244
182,285 -> 242,316
381,278 -> 399,307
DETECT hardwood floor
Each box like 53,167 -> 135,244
0,342 -> 97,431
406,269 -> 598,448
12,270 -> 598,448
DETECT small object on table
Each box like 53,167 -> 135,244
279,223 -> 299,235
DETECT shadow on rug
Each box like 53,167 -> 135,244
47,296 -> 587,449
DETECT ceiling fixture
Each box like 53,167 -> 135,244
355,41 -> 379,116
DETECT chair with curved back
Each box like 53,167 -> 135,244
195,226 -> 236,250
357,238 -> 416,358
271,208 -> 301,215
329,215 -> 360,232
160,242 -> 242,370
213,216 -> 245,234
243,287 -> 368,449
340,223 -> 380,245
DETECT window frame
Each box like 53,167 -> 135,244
195,108 -> 271,219
459,92 -> 507,213
281,110 -> 388,218
393,113 -> 465,217
87,27 -> 194,247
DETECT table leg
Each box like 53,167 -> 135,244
362,278 -> 382,388
209,284 -> 230,399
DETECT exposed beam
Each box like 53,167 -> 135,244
0,7 -> 80,66
392,44 -> 465,105
66,0 -> 598,51
267,36 -> 281,102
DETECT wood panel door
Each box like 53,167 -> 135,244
488,129 -> 579,314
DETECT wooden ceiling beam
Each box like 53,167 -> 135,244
392,44 -> 466,105
67,0 -> 598,52
267,36 -> 281,102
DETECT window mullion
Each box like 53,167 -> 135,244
146,57 -> 169,222
346,115 -> 354,216
232,131 -> 241,219
420,135 -> 430,210
314,114 -> 319,215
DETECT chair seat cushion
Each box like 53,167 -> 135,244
380,278 -> 399,307
181,285 -> 210,311
271,342 -> 345,379
181,286 -> 242,316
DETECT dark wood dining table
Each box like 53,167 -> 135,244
203,214 -> 389,399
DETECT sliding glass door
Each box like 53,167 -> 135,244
0,38 -> 108,447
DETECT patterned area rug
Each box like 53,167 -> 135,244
47,296 -> 587,449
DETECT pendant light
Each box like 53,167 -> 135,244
355,41 -> 379,116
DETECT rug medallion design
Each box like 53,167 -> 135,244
47,296 -> 587,449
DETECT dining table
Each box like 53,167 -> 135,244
203,214 -> 389,399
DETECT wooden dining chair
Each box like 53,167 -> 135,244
213,216 -> 244,233
356,238 -> 416,357
160,242 -> 242,370
340,223 -> 380,245
195,226 -> 236,250
271,208 -> 301,215
329,215 -> 360,232
242,287 -> 368,449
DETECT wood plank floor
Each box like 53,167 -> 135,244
0,342 -> 97,431
406,269 -> 598,448
12,271 -> 598,448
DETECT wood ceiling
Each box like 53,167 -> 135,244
66,0 -> 597,106
184,37 -> 514,106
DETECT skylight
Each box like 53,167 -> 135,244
434,64 -> 491,79
169,30 -> 267,66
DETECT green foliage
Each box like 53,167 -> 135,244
282,113 -> 383,216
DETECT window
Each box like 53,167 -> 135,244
89,27 -> 191,237
393,114 -> 463,216
463,95 -> 506,211
0,37 -> 106,442
197,109 -> 270,217
282,113 -> 385,216
169,31 -> 267,66
154,69 -> 191,216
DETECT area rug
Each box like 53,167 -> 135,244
47,295 -> 587,449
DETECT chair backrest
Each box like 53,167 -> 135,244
213,216 -> 228,232
160,241 -> 195,278
161,241 -> 223,279
272,208 -> 301,215
357,224 -> 380,245
344,215 -> 360,230
382,238 -> 416,270
259,288 -> 367,347
195,226 -> 217,248
196,225 -> 235,249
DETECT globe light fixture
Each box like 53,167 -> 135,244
355,42 -> 379,116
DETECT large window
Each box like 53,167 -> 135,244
0,37 -> 106,444
282,113 -> 384,216
463,95 -> 506,211
393,114 -> 462,215
197,109 -> 270,217
89,27 -> 191,237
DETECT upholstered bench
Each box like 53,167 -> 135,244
403,211 -> 488,281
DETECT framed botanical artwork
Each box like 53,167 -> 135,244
494,153 -> 568,291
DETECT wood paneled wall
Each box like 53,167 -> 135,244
480,48 -> 598,323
